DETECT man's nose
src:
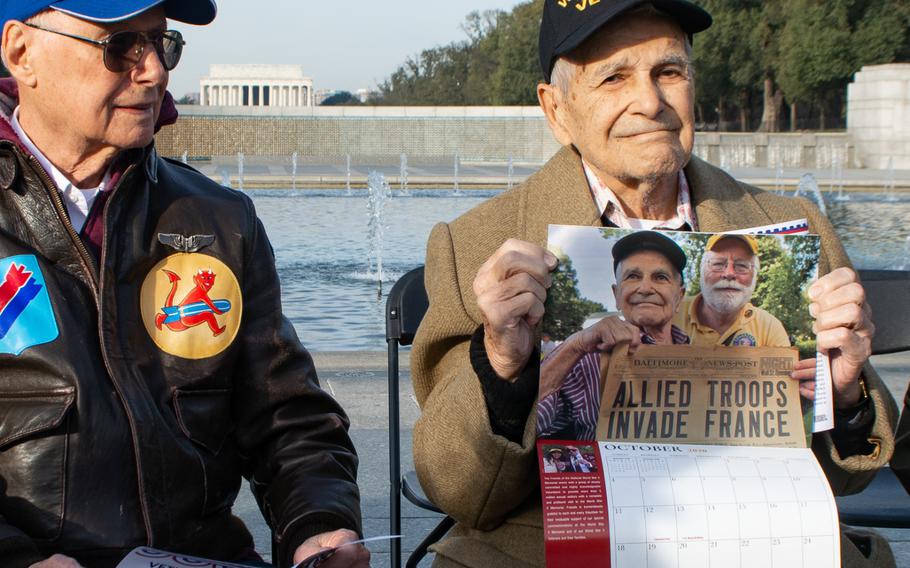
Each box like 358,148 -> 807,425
133,41 -> 168,83
636,279 -> 658,295
629,74 -> 664,118
721,260 -> 737,278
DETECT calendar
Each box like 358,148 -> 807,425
539,441 -> 840,567
602,443 -> 839,568
538,223 -> 840,567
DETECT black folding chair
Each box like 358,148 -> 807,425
835,269 -> 910,528
387,266 -> 455,568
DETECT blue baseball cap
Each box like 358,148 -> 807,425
2,0 -> 217,26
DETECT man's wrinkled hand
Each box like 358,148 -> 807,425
568,316 -> 642,358
292,529 -> 369,568
29,555 -> 84,568
539,316 -> 641,398
808,267 -> 874,408
474,239 -> 559,380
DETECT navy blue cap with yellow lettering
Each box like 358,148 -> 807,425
612,230 -> 687,277
539,0 -> 712,82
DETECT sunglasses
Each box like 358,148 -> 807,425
25,23 -> 185,72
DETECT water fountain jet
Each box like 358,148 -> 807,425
291,152 -> 298,190
237,152 -> 244,191
885,157 -> 898,202
453,153 -> 461,195
794,173 -> 827,216
400,153 -> 409,195
367,171 -> 392,299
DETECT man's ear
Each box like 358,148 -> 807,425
538,82 -> 575,147
2,21 -> 38,87
674,283 -> 686,307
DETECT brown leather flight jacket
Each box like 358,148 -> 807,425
0,141 -> 361,568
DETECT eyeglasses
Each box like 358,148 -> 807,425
25,23 -> 185,72
706,259 -> 754,275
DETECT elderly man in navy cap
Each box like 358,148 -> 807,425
537,231 -> 690,441
0,2 -> 367,567
410,1 -> 897,567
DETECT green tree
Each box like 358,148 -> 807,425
543,254 -> 605,341
752,240 -> 814,347
376,42 -> 474,105
681,233 -> 711,296
852,0 -> 910,67
693,0 -> 762,130
489,1 -> 543,105
787,235 -> 820,287
321,91 -> 364,106
462,10 -> 505,104
752,1 -> 787,132
895,2 -> 910,60
374,1 -> 542,105
777,1 -> 853,129
374,0 -> 910,130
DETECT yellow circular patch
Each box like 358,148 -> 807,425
140,254 -> 242,360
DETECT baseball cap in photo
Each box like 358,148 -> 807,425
539,0 -> 712,82
2,0 -> 217,26
612,230 -> 687,276
705,234 -> 760,255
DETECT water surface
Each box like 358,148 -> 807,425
250,189 -> 910,351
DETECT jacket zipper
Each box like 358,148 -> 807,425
27,155 -> 99,293
96,161 -> 158,546
27,154 -> 155,546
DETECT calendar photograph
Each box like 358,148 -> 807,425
541,443 -> 599,475
536,226 -> 821,444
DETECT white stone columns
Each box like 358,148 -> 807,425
848,63 -> 910,169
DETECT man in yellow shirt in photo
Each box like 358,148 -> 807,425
675,234 -> 790,347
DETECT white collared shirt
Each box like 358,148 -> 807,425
11,107 -> 110,233
582,160 -> 698,231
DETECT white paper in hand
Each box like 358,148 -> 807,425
292,535 -> 401,568
117,547 -> 252,568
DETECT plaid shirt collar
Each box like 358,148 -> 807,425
641,324 -> 691,345
582,161 -> 698,231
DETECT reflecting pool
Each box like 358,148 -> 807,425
249,189 -> 910,351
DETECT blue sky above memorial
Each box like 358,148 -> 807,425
168,0 -> 524,100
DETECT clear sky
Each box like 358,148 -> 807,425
167,0 -> 527,99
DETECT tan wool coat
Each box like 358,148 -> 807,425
411,147 -> 899,568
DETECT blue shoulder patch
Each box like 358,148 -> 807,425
0,255 -> 59,355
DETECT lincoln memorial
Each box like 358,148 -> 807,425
199,64 -> 315,108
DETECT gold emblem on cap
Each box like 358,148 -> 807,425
557,0 -> 600,11
140,253 -> 243,360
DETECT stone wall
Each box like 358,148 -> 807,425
156,105 -> 851,168
848,64 -> 910,170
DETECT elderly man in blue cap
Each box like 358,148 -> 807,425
0,2 -> 367,567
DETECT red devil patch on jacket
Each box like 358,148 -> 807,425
141,254 -> 242,359
155,268 -> 232,336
